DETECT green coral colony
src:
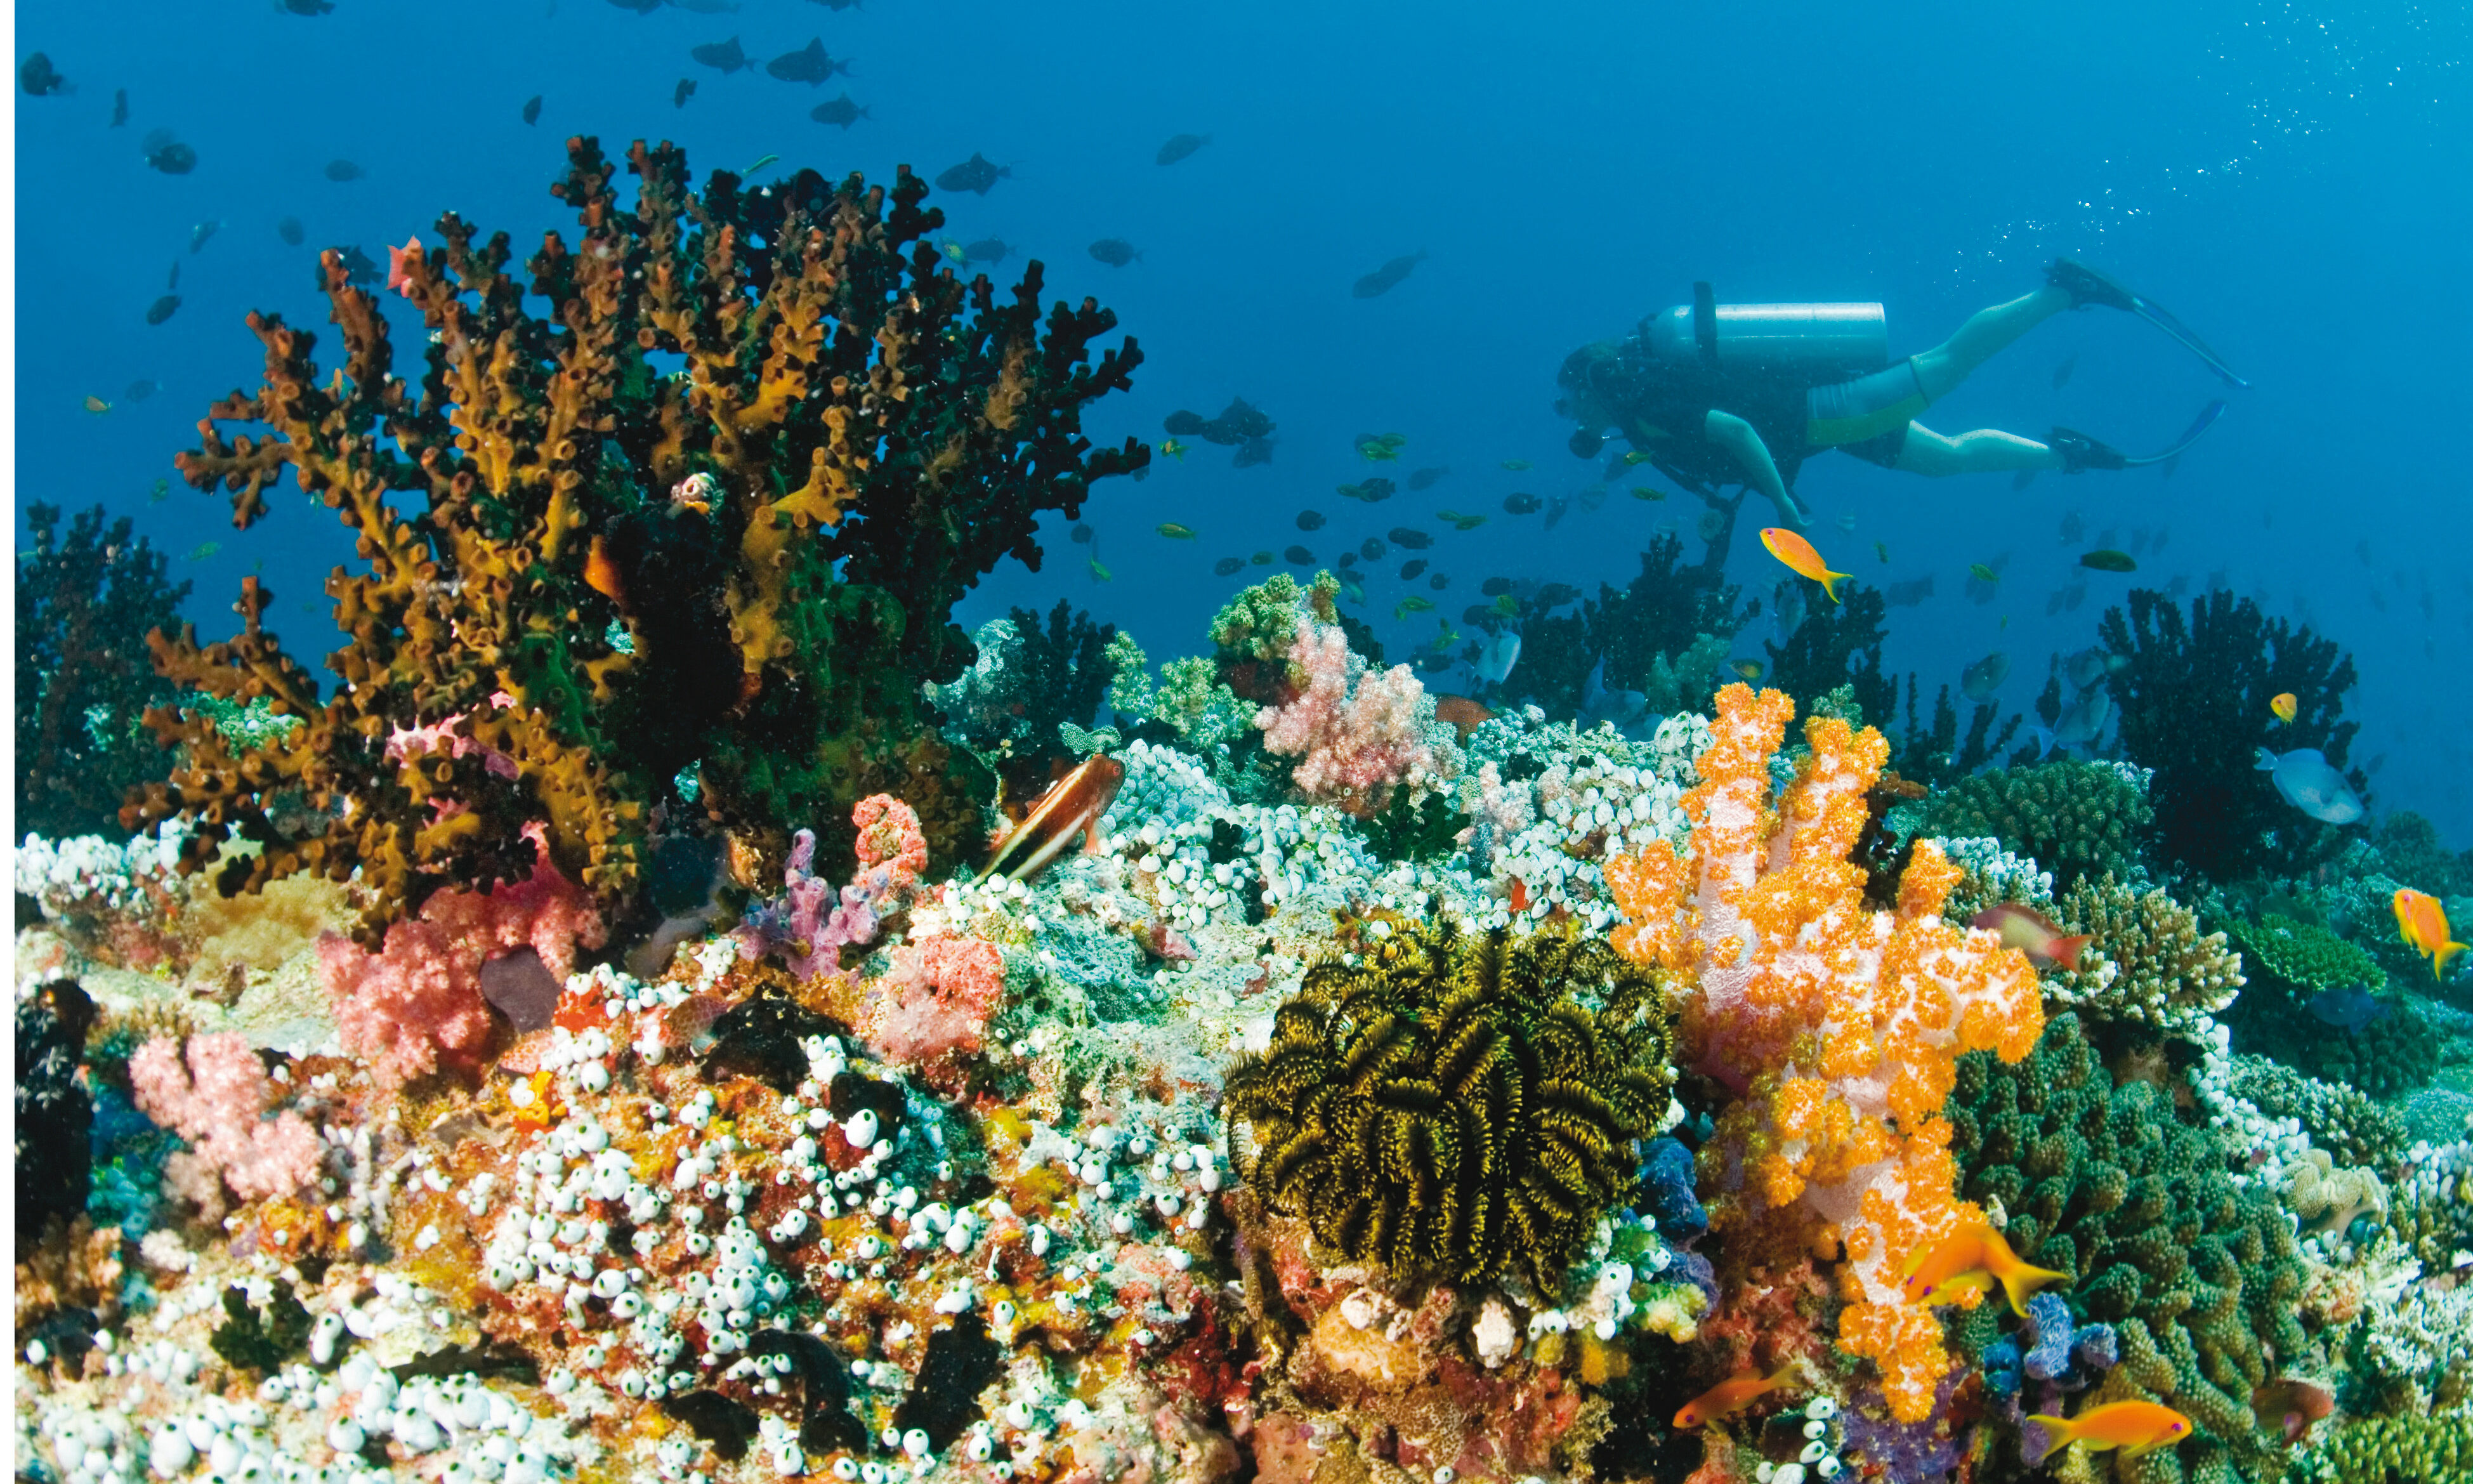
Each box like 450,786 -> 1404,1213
17,136 -> 2473,1484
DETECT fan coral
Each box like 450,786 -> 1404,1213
15,503 -> 194,841
2098,588 -> 2365,879
1947,1013 -> 2307,1479
1223,920 -> 1673,1294
1604,683 -> 2045,1422
1912,760 -> 2151,893
127,1033 -> 322,1204
2045,874 -> 2243,1035
315,831 -> 605,1087
131,137 -> 1144,934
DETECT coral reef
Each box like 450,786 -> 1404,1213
132,137 -> 1145,934
1605,684 -> 2045,1422
1764,582 -> 1898,728
2098,588 -> 2365,880
1254,619 -> 1449,816
1223,920 -> 1673,1292
128,1032 -> 323,1204
2224,1054 -> 2406,1174
2290,1409 -> 2473,1483
15,503 -> 195,842
2045,873 -> 2243,1036
2224,913 -> 2385,995
1913,761 -> 2153,893
933,601 -> 1124,804
1947,1013 -> 2309,1480
2220,912 -> 2438,1099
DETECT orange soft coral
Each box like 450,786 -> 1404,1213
1606,684 -> 2042,1422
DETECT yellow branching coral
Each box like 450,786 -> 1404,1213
1605,684 -> 2043,1422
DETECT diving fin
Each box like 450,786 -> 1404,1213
2047,258 -> 2251,390
2121,400 -> 2228,467
2050,400 -> 2227,475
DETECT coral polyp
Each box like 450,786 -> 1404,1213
1224,921 -> 1673,1292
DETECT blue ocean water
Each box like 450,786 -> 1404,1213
15,0 -> 2470,839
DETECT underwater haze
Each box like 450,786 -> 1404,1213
15,3 -> 2473,1484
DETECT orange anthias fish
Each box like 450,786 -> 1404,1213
1672,1366 -> 1793,1429
980,754 -> 1126,884
1971,903 -> 2093,971
2023,1400 -> 2193,1464
1759,527 -> 1850,603
2395,888 -> 2467,980
2269,692 -> 2298,724
584,534 -> 627,605
1901,1216 -> 2071,1316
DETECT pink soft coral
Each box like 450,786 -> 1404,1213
861,934 -> 1006,1066
740,794 -> 929,980
315,830 -> 605,1087
128,1034 -> 321,1202
1254,622 -> 1441,815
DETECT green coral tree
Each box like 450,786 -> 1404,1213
130,138 -> 1145,933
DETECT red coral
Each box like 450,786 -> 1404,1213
860,933 -> 1006,1067
315,829 -> 605,1087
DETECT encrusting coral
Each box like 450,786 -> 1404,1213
1946,1013 -> 2308,1481
129,136 -> 1145,937
1223,919 -> 1672,1294
2045,872 -> 2243,1036
1604,683 -> 2045,1423
1913,759 -> 2152,893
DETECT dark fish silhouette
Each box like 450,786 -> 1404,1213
332,244 -> 381,287
2011,469 -> 2038,490
935,152 -> 1009,195
110,88 -> 126,126
674,79 -> 698,108
693,36 -> 749,72
2079,549 -> 2137,573
280,0 -> 336,13
276,216 -> 305,246
2051,352 -> 2076,390
1360,537 -> 1388,561
122,379 -> 159,402
1163,397 -> 1272,447
810,93 -> 869,128
1387,527 -> 1432,550
1087,238 -> 1140,267
1535,582 -> 1581,610
1429,572 -> 1450,590
20,53 -> 68,96
2307,985 -> 2385,1034
805,0 -> 863,10
1068,522 -> 1092,545
145,294 -> 181,325
166,261 -> 180,291
324,158 -> 365,182
1285,546 -> 1315,565
1543,492 -> 1571,530
141,130 -> 195,174
1882,574 -> 1934,608
1353,251 -> 1427,299
521,94 -> 543,125
766,39 -> 848,84
962,238 -> 1008,264
1480,577 -> 1513,597
607,0 -> 664,11
1213,556 -> 1246,577
1336,478 -> 1395,503
1502,492 -> 1541,515
1232,436 -> 1275,468
188,218 -> 220,253
1296,510 -> 1326,531
1960,651 -> 2009,701
1406,466 -> 1449,491
1155,133 -> 1209,166
1400,559 -> 1428,581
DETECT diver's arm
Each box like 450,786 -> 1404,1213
1704,409 -> 1806,525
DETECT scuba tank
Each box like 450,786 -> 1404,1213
1642,282 -> 1888,378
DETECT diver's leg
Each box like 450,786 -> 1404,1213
1908,287 -> 2072,401
1893,423 -> 2064,476
1704,409 -> 1807,524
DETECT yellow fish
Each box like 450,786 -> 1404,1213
1429,624 -> 1459,653
1089,559 -> 1113,582
1969,563 -> 1999,584
1393,596 -> 1434,619
1731,660 -> 1764,681
1619,450 -> 1655,467
82,395 -> 112,415
1492,593 -> 1519,619
584,534 -> 627,604
2269,692 -> 2297,724
941,242 -> 968,263
1450,514 -> 1487,532
1759,527 -> 1851,603
1160,438 -> 1188,461
2395,889 -> 2467,980
2023,1401 -> 2193,1463
1156,523 -> 1196,540
1629,485 -> 1666,502
1901,1216 -> 2070,1317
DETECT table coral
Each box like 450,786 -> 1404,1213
1604,683 -> 2044,1423
132,137 -> 1145,933
1946,1013 -> 2307,1480
2045,874 -> 2243,1036
1913,760 -> 2153,893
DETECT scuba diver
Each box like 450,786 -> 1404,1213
1556,258 -> 2243,527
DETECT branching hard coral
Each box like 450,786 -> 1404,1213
132,137 -> 1145,933
1912,761 -> 2152,894
2099,588 -> 2365,879
1223,920 -> 1674,1295
1603,684 -> 2045,1423
2290,1409 -> 2473,1483
2045,874 -> 2242,1035
1947,1013 -> 2307,1480
126,1033 -> 321,1204
2224,914 -> 2385,995
2225,1054 -> 2406,1174
15,503 -> 194,841
2220,912 -> 2436,1098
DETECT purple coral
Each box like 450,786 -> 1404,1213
739,797 -> 929,980
2021,1290 -> 2075,1381
1838,1377 -> 1963,1484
